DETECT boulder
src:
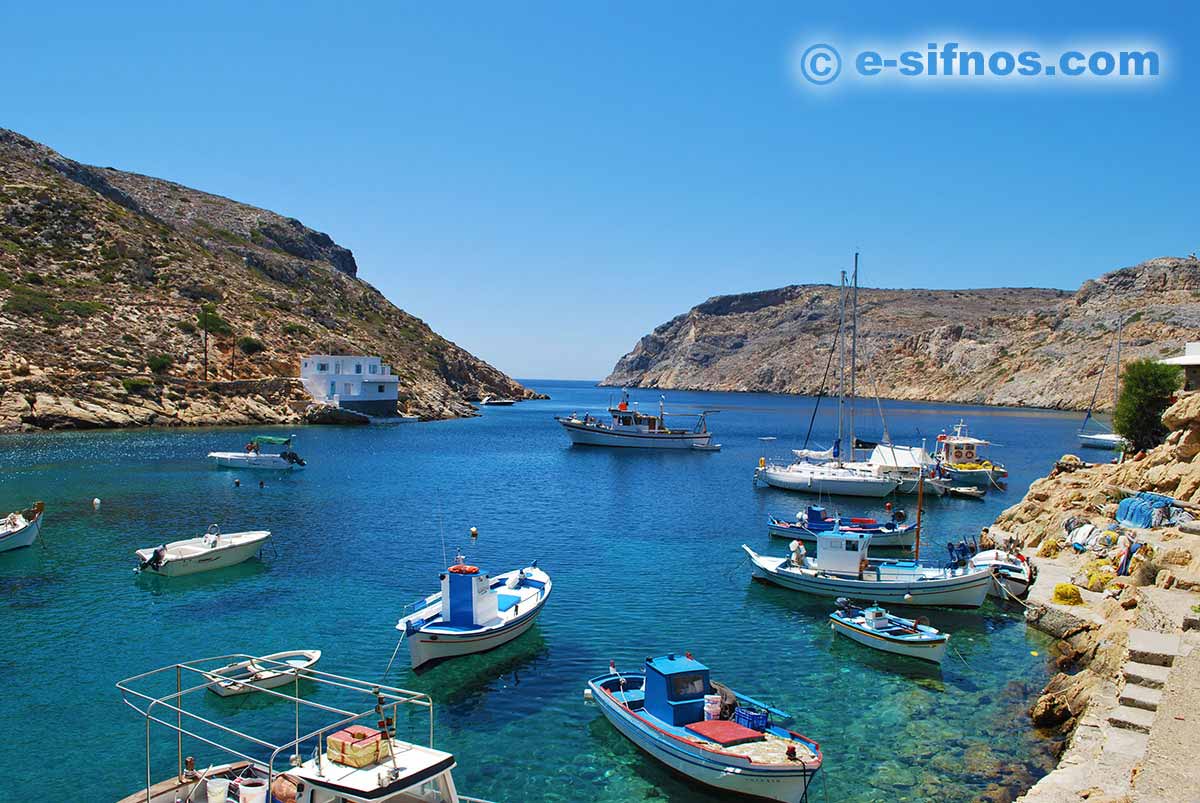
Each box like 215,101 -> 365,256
304,404 -> 370,425
1162,391 -> 1200,431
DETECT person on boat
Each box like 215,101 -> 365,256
980,527 -> 995,550
789,539 -> 807,567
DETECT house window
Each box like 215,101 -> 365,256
369,364 -> 378,374
378,385 -> 384,393
344,383 -> 353,395
355,364 -> 362,374
317,363 -> 329,372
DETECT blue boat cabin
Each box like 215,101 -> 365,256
643,654 -> 710,726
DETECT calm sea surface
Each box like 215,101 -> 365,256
0,380 -> 1095,802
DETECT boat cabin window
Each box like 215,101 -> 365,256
671,672 -> 706,697
845,540 -> 859,552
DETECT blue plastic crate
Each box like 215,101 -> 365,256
732,706 -> 768,731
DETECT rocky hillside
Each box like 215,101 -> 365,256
604,257 -> 1200,410
0,129 -> 538,430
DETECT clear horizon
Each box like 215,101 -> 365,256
3,1 -> 1197,381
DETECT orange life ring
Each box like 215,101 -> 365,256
448,564 -> 479,574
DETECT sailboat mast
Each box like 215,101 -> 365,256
1114,315 -> 1123,409
849,252 -> 859,460
837,271 -> 847,463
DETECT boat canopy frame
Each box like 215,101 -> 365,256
116,654 -> 436,803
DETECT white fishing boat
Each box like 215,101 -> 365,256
117,655 -> 495,803
0,502 -> 44,554
204,649 -> 322,696
134,525 -> 271,576
743,527 -> 994,609
1079,316 -> 1129,451
969,547 -> 1036,599
395,553 -> 552,670
587,653 -> 822,802
556,390 -> 714,449
932,422 -> 1008,487
829,599 -> 949,664
208,434 -> 306,470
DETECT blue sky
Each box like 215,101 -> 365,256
3,2 -> 1197,379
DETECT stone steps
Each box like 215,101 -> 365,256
1124,660 -> 1171,689
1127,628 -> 1182,667
1119,683 -> 1163,711
1108,704 -> 1156,733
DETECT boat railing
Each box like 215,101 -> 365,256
117,654 -> 436,803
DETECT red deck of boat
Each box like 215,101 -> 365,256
684,719 -> 764,746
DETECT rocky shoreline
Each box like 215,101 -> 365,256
989,392 -> 1200,802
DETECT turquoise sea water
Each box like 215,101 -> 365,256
0,380 -> 1085,803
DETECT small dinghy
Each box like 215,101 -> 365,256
691,442 -> 722,452
208,435 -> 306,470
396,553 -> 551,670
968,547 -> 1036,599
586,653 -> 822,802
829,598 -> 948,664
946,485 -> 986,499
0,502 -> 44,554
768,504 -> 916,547
205,650 -> 321,696
135,525 -> 271,577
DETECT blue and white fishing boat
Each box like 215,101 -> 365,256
768,505 -> 916,548
0,502 -> 44,554
396,553 -> 551,670
555,390 -> 714,449
586,653 -> 822,802
743,527 -> 994,608
933,422 -> 1008,488
829,598 -> 949,664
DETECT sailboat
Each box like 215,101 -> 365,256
754,256 -> 933,498
1079,317 -> 1129,451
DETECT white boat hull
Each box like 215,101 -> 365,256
830,618 -> 948,664
407,608 -> 541,669
206,650 -> 321,696
743,546 -> 993,608
590,679 -> 818,802
135,530 -> 271,577
970,549 -> 1035,599
208,452 -> 303,470
0,514 -> 41,553
1078,432 -> 1126,450
558,419 -> 712,449
758,466 -> 899,497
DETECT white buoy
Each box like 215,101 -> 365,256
469,526 -> 478,538
903,592 -> 913,601
92,497 -> 101,510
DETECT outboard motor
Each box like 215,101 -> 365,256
282,450 -> 306,466
139,544 -> 168,572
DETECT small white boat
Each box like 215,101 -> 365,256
135,526 -> 271,577
556,390 -> 714,449
743,528 -> 994,609
0,502 -> 44,553
691,442 -> 722,452
396,555 -> 552,670
829,599 -> 948,664
208,435 -> 306,470
755,459 -> 901,497
396,413 -> 420,422
480,396 -> 516,406
1078,430 -> 1127,451
205,650 -> 321,696
946,485 -> 986,500
969,547 -> 1036,599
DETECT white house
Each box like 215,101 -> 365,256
1160,342 -> 1200,392
300,355 -> 400,416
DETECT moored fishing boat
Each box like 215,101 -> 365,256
117,655 -> 495,803
208,434 -> 306,470
134,525 -> 271,576
586,653 -> 822,802
767,504 -> 916,548
556,390 -> 714,449
968,547 -> 1036,599
204,649 -> 321,696
0,502 -> 44,554
743,527 -> 994,608
829,598 -> 948,664
395,553 -> 551,670
933,421 -> 1007,487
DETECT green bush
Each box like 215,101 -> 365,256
3,286 -> 62,323
146,354 -> 173,374
237,336 -> 265,355
283,322 -> 309,336
1114,359 -> 1182,451
121,377 -> 154,394
197,303 -> 232,335
176,319 -> 197,334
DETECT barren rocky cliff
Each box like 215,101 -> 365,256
0,129 -> 539,430
604,257 -> 1200,410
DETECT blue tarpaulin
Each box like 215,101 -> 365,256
1115,492 -> 1175,529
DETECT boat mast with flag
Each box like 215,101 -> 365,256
208,435 -> 306,470
555,389 -> 715,449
